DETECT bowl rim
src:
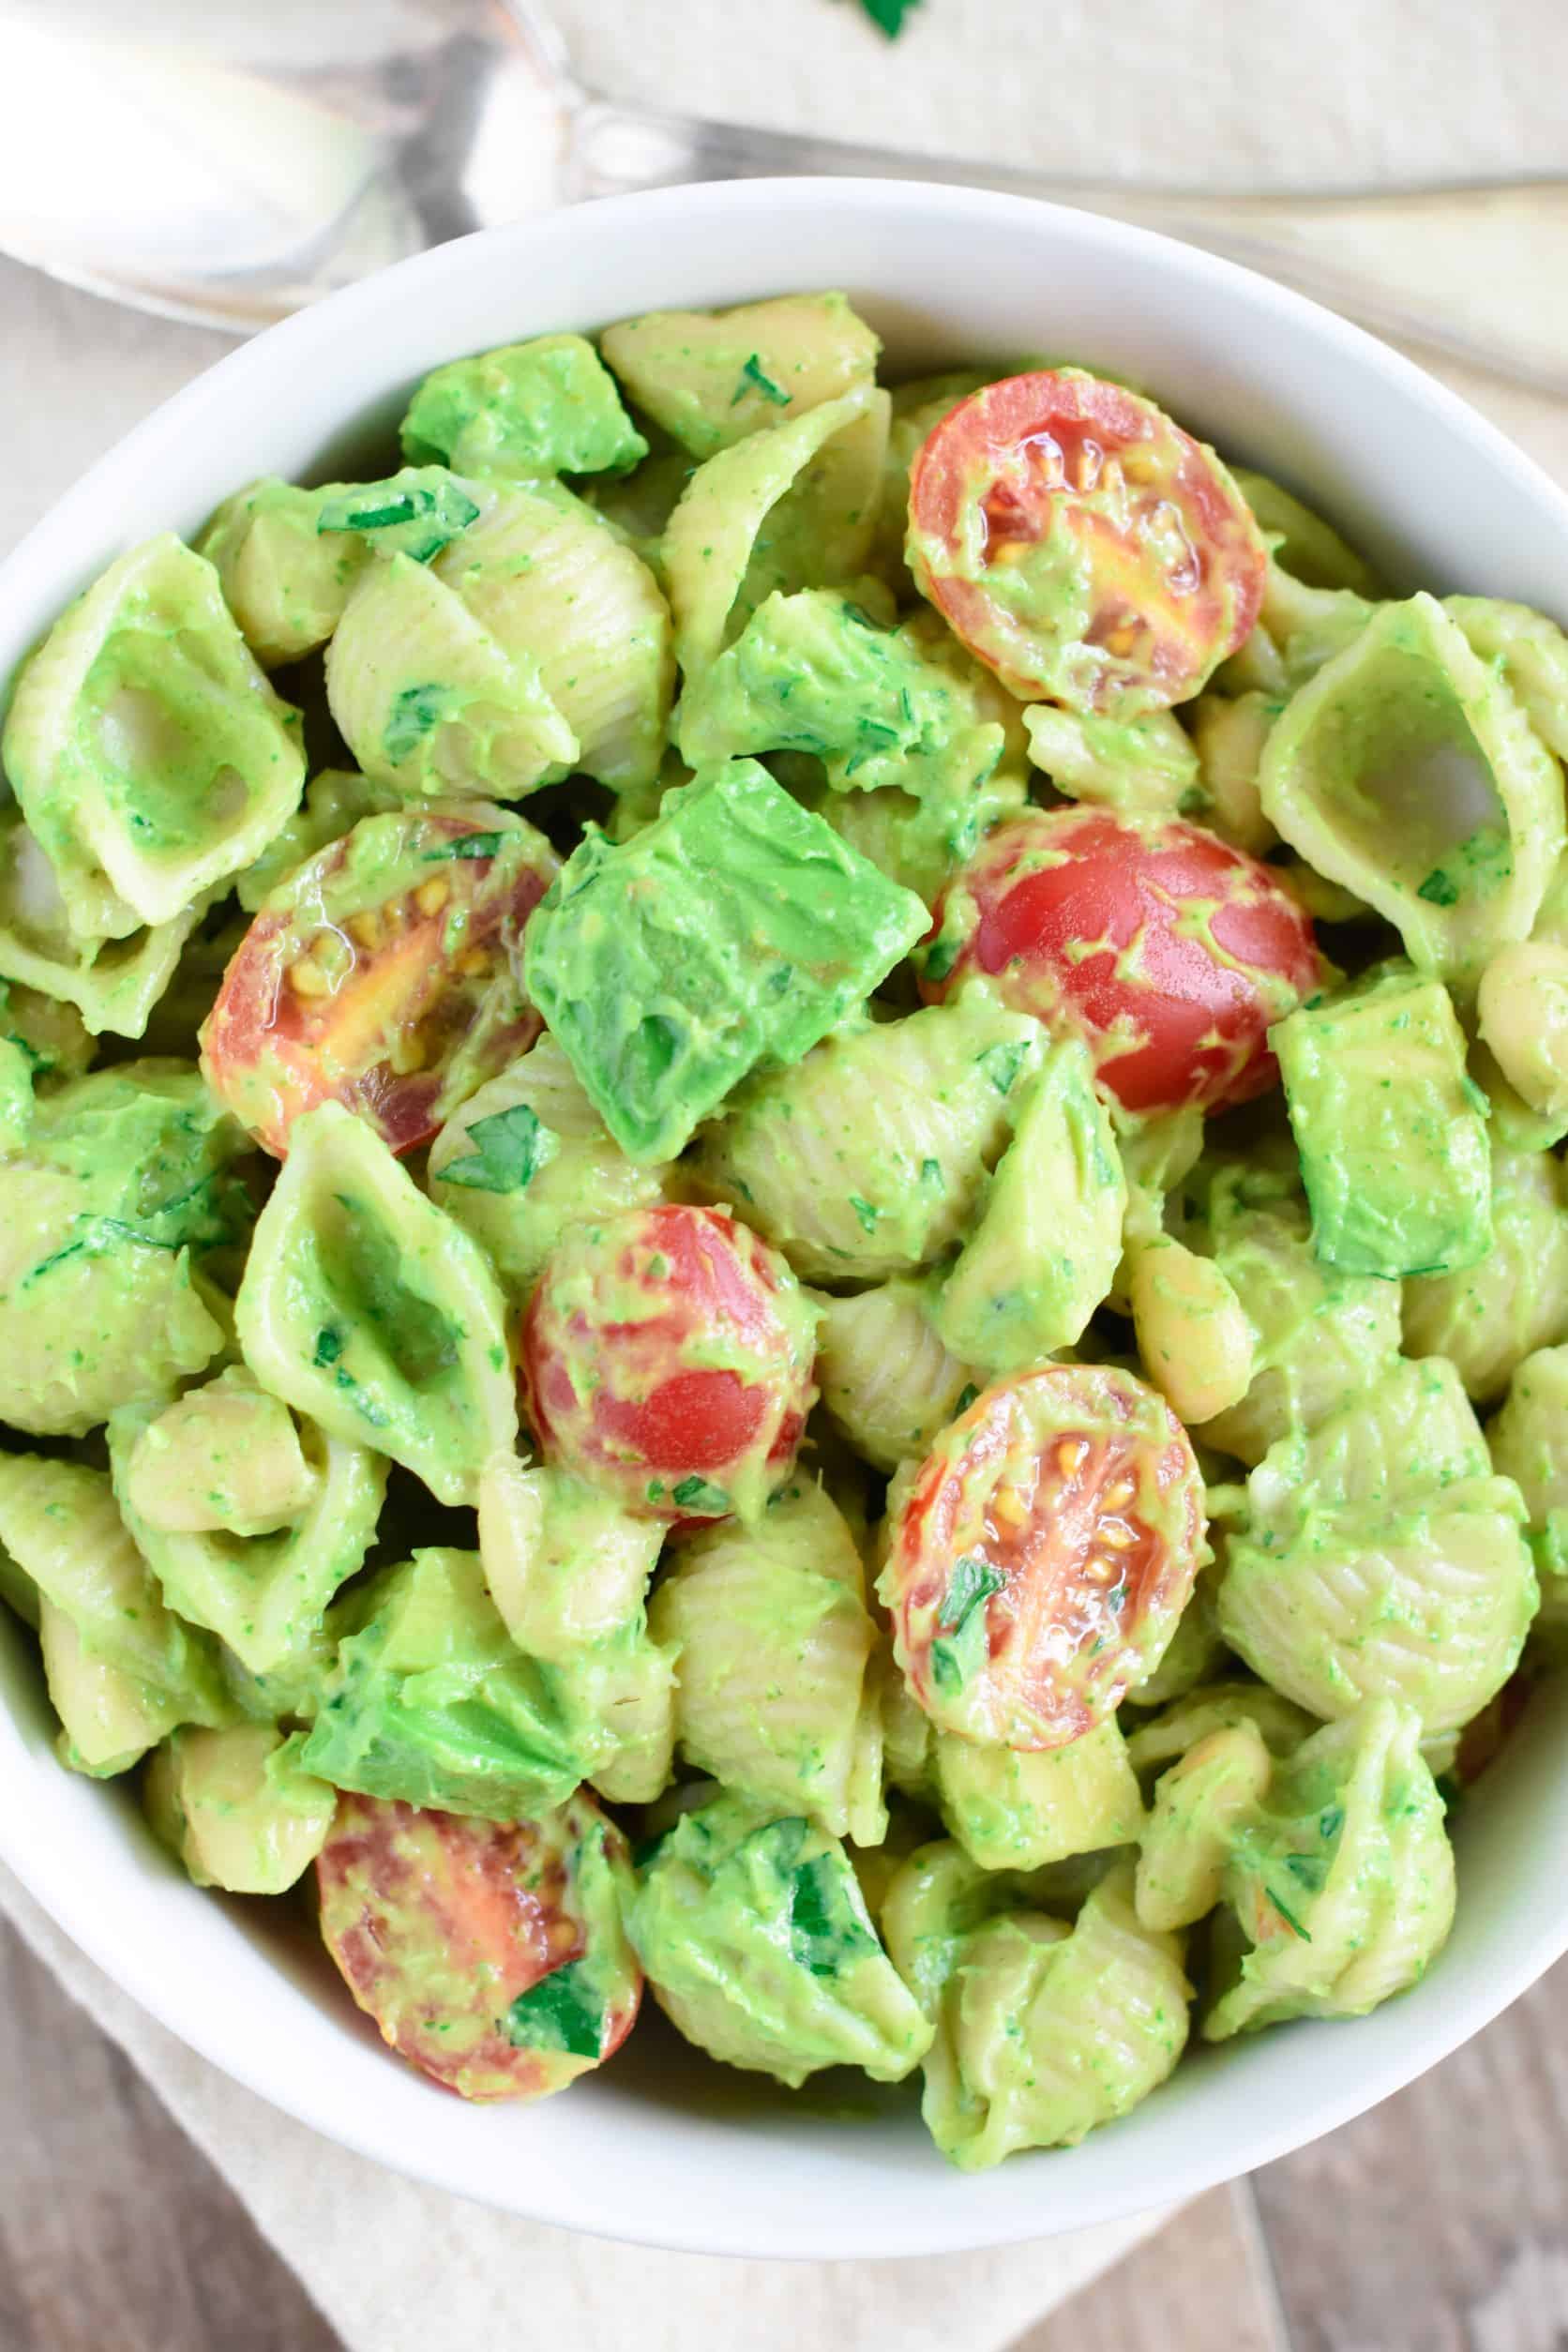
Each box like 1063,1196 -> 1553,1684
5,173 -> 1568,2259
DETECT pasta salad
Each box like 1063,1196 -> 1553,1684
1,290 -> 1565,2168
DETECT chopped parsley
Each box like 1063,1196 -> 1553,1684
848,1193 -> 881,1233
930,1554 -> 1004,1695
1265,1886 -> 1313,1941
731,353 -> 791,409
316,475 -> 481,562
383,682 -> 450,766
671,1475 -> 731,1514
502,1958 -> 603,2058
851,0 -> 921,33
1416,867 -> 1459,907
979,1039 -> 1032,1097
786,1851 -> 878,1977
439,1103 -> 556,1196
422,830 -> 505,862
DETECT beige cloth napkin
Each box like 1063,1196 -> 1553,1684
6,1 -> 1568,2343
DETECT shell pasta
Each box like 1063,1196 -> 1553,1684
5,292 -> 1568,2171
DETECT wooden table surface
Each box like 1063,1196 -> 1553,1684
6,1903 -> 1567,2352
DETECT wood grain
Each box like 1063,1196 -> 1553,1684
1252,1951 -> 1568,2352
1011,2182 -> 1290,2352
14,1945 -> 1568,2351
0,1916 -> 342,2352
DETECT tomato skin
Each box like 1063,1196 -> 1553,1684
880,1364 -> 1205,1750
520,1203 -> 818,1522
923,807 -> 1319,1113
201,805 -> 558,1156
907,369 -> 1266,715
314,1790 -> 641,2103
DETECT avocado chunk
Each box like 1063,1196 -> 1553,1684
929,1036 -> 1125,1370
300,1548 -> 586,1821
676,589 -> 1004,801
400,334 -> 648,481
523,760 -> 929,1161
1272,961 -> 1491,1278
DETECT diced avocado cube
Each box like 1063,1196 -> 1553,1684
523,759 -> 931,1161
400,334 -> 649,481
299,1547 -> 587,1820
929,1037 -> 1126,1371
1272,962 -> 1492,1277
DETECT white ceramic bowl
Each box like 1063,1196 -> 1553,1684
4,178 -> 1568,2260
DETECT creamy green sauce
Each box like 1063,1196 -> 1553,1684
4,296 -> 1565,2168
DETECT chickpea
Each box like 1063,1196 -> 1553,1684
1127,1233 -> 1255,1427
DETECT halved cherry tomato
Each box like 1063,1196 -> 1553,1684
315,1789 -> 641,2103
520,1202 -> 818,1523
879,1364 -> 1205,1750
907,369 -> 1266,714
201,804 -> 557,1155
923,807 -> 1319,1114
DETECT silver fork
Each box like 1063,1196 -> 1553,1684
3,0 -> 1565,390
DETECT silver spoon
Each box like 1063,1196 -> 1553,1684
4,0 -> 1567,393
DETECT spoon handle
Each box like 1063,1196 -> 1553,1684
565,100 -> 1568,397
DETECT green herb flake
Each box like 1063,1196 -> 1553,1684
980,1039 -> 1031,1096
383,682 -> 450,766
848,1193 -> 881,1234
936,1554 -> 1005,1636
671,1475 -> 731,1514
1266,1887 -> 1313,1941
930,1554 -> 1004,1696
313,1327 -> 343,1367
786,1852 -> 878,1978
1416,867 -> 1460,907
731,353 -> 791,410
501,1958 -> 603,2058
922,936 -> 960,984
422,830 -> 506,862
954,1382 -> 980,1416
852,0 -> 921,33
440,1103 -> 555,1196
316,475 -> 481,562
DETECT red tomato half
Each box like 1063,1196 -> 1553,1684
923,807 -> 1319,1113
202,805 -> 558,1156
879,1364 -> 1205,1750
315,1790 -> 641,2103
908,369 -> 1266,715
520,1202 -> 818,1522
